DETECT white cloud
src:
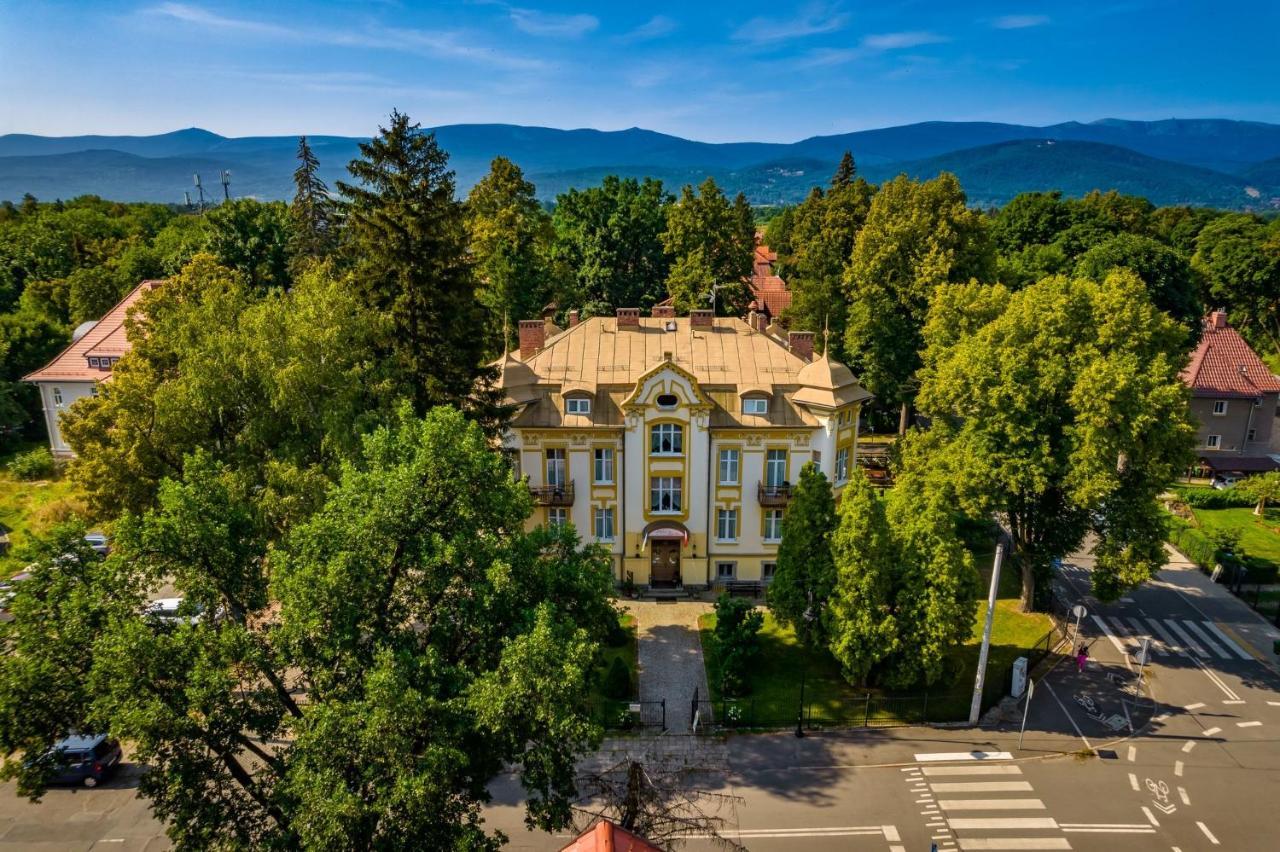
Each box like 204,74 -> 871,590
144,3 -> 545,70
992,14 -> 1050,29
622,15 -> 677,42
861,31 -> 949,50
800,30 -> 949,67
508,7 -> 598,38
732,4 -> 849,44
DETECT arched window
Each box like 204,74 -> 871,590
650,423 -> 683,455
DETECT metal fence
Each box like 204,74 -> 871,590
592,699 -> 666,731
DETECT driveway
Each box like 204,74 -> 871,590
625,600 -> 713,732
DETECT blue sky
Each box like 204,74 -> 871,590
2,1 -> 1277,142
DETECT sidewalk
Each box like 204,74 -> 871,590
625,600 -> 713,732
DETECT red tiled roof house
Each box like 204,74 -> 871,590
22,280 -> 158,457
1179,310 -> 1280,470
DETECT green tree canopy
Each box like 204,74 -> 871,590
661,177 -> 754,314
1075,232 -> 1203,330
915,270 -> 1196,608
1193,214 -> 1280,354
767,462 -> 837,647
203,198 -> 292,292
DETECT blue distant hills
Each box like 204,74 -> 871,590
2,118 -> 1279,209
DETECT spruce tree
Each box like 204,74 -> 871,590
832,150 -> 857,188
767,461 -> 837,647
337,111 -> 491,421
289,136 -> 338,269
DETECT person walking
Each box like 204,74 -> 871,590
1076,643 -> 1089,672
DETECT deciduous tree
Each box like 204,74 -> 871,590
661,178 -> 754,314
767,462 -> 836,647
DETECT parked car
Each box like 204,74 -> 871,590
144,596 -> 204,625
38,734 -> 122,787
83,532 -> 110,556
1212,475 -> 1241,490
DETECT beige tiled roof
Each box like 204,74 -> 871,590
24,280 -> 159,383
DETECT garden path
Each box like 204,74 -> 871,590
624,600 -> 713,733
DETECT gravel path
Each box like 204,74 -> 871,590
625,600 -> 714,732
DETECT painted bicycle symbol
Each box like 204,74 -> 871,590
1145,778 -> 1169,804
1074,693 -> 1100,715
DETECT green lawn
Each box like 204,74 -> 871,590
589,613 -> 639,728
1190,506 -> 1280,569
699,554 -> 1055,728
0,443 -> 92,578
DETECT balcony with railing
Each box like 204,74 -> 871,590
529,480 -> 575,506
757,481 -> 792,506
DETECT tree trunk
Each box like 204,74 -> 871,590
1257,498 -> 1265,517
1019,556 -> 1035,614
898,401 -> 910,436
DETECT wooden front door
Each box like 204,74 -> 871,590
650,541 -> 681,587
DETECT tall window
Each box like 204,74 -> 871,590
566,397 -> 591,415
764,509 -> 783,542
548,507 -> 567,528
52,387 -> 63,406
718,448 -> 740,485
594,507 -> 615,541
1206,434 -> 1222,449
546,449 -> 566,487
1213,400 -> 1228,416
835,447 -> 850,482
716,509 -> 738,541
650,423 -> 683,455
593,448 -> 614,484
650,477 -> 682,513
765,449 -> 787,487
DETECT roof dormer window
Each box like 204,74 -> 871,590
565,397 -> 591,415
88,357 -> 100,368
742,397 -> 769,415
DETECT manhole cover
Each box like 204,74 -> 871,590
1096,749 -> 1118,760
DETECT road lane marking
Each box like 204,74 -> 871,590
1163,620 -> 1207,656
883,826 -> 901,841
1059,823 -> 1155,829
1109,616 -> 1134,637
1197,821 -> 1220,845
1175,760 -> 1184,776
1092,615 -> 1128,655
675,825 -> 889,839
1146,618 -> 1183,652
1222,699 -> 1245,705
916,751 -> 1012,762
1178,786 -> 1191,805
1203,726 -> 1221,736
957,841 -> 1071,850
1043,680 -> 1092,749
1128,772 -> 1139,790
1237,720 -> 1262,727
1127,745 -> 1136,761
1182,741 -> 1196,752
1183,652 -> 1241,700
923,766 -> 1023,776
938,799 -> 1046,811
930,782 -> 1035,793
1142,806 -> 1159,826
1269,701 -> 1280,706
1202,621 -> 1254,660
1124,618 -> 1163,652
1185,701 -> 1205,711
1182,621 -> 1228,658
1060,827 -> 1155,833
947,818 -> 1059,830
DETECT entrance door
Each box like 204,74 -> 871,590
650,540 -> 681,587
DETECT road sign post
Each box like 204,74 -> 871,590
1071,604 -> 1087,649
1018,678 -> 1035,750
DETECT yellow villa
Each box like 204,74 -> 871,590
495,305 -> 872,593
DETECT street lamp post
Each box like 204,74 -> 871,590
796,600 -> 817,738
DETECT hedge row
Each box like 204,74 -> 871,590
1171,485 -> 1255,510
1165,513 -> 1220,568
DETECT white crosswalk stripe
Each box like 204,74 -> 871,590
1100,618 -> 1258,662
1181,621 -> 1228,658
1201,621 -> 1254,660
1163,619 -> 1208,656
916,762 -> 1072,850
1145,618 -> 1181,652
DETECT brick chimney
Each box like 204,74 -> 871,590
616,307 -> 640,327
568,309 -> 580,327
518,319 -> 545,359
690,309 -> 714,328
756,312 -> 769,333
789,331 -> 815,361
1209,310 -> 1228,331
651,305 -> 676,318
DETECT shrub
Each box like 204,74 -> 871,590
6,447 -> 55,480
1165,513 -> 1219,569
28,496 -> 89,533
713,594 -> 764,697
1171,486 -> 1254,510
606,615 -> 631,648
603,657 -> 632,699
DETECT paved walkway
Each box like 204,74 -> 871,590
624,600 -> 713,732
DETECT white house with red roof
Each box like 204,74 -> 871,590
23,280 -> 158,457
1180,310 -> 1280,477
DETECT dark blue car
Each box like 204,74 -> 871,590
43,734 -> 123,787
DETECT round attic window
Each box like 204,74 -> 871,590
656,393 -> 679,409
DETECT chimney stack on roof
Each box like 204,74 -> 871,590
789,331 -> 815,361
616,307 -> 640,327
1209,310 -> 1229,331
690,309 -> 714,328
518,319 -> 545,359
651,304 -> 676,318
568,309 -> 580,327
755,312 -> 769,333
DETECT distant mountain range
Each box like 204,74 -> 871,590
2,119 -> 1279,210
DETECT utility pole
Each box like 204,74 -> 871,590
183,191 -> 191,210
220,169 -> 231,201
969,544 -> 1005,726
193,173 -> 206,212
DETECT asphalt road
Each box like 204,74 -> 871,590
3,550 -> 1279,850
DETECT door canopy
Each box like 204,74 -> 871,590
641,520 -> 690,550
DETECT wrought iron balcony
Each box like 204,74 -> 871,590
757,481 -> 792,506
529,480 -> 574,506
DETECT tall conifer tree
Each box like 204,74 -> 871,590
289,136 -> 338,269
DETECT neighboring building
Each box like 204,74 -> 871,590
749,238 -> 792,322
1180,310 -> 1280,478
23,280 -> 158,457
560,820 -> 661,852
495,306 -> 871,592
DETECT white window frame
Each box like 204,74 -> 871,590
548,507 -> 568,528
718,448 -> 740,485
742,397 -> 769,415
1212,400 -> 1228,416
650,476 -> 682,513
593,507 -> 615,541
650,423 -> 683,455
716,561 -> 736,580
765,449 -> 787,487
88,357 -> 99,368
546,448 -> 566,487
52,387 -> 63,406
1206,434 -> 1222,449
716,508 -> 738,542
593,448 -> 614,484
565,397 -> 591,415
764,509 -> 783,543
835,447 -> 849,482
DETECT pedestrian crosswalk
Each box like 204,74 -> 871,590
1092,615 -> 1254,661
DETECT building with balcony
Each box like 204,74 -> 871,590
495,306 -> 871,592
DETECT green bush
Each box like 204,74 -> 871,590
712,594 -> 764,697
606,616 -> 631,648
1165,514 -> 1219,568
6,447 -> 55,480
603,657 -> 632,699
1171,486 -> 1254,510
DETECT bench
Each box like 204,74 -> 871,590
721,580 -> 764,598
